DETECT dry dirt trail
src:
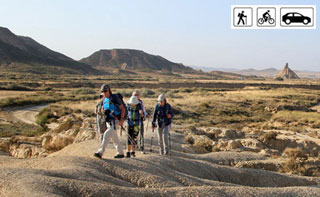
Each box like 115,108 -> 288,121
1,121 -> 320,196
10,104 -> 48,125
311,103 -> 320,112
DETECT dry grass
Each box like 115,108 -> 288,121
0,90 -> 36,99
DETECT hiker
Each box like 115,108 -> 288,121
95,93 -> 105,142
94,84 -> 125,159
126,95 -> 144,157
152,94 -> 174,155
237,11 -> 247,25
132,90 -> 150,154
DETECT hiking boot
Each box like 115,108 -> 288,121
126,152 -> 131,158
131,152 -> 136,157
114,154 -> 124,159
93,152 -> 102,159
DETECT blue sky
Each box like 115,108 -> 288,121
1,0 -> 319,71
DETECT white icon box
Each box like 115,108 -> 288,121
280,7 -> 314,27
233,7 -> 253,27
257,7 -> 276,27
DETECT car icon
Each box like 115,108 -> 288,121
282,12 -> 311,25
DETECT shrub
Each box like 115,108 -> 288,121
141,89 -> 155,97
5,84 -> 31,91
193,137 -> 213,152
199,102 -> 210,109
260,131 -> 278,144
283,148 -> 306,159
282,158 -> 307,175
184,134 -> 195,144
212,146 -> 221,152
71,88 -> 96,95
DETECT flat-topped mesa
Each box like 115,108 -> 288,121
276,63 -> 300,79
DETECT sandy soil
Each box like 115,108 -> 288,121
10,104 -> 48,125
311,103 -> 320,113
1,124 -> 320,196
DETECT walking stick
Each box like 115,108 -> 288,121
169,132 -> 171,156
150,127 -> 154,152
120,125 -> 124,137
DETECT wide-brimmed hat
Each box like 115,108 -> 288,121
157,94 -> 166,102
128,96 -> 140,105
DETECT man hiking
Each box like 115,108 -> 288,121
94,84 -> 125,159
152,94 -> 174,156
95,93 -> 105,142
132,90 -> 150,154
126,95 -> 144,157
237,11 -> 247,25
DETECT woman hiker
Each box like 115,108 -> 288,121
94,84 -> 125,159
152,94 -> 174,156
126,95 -> 144,157
132,90 -> 150,154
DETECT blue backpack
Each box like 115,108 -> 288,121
104,93 -> 128,120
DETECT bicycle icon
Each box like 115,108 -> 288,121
258,10 -> 275,25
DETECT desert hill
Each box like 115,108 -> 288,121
193,66 -> 320,79
0,27 -> 99,75
80,49 -> 195,74
1,137 -> 320,196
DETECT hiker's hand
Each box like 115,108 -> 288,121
167,114 -> 172,119
119,119 -> 124,127
152,124 -> 157,129
139,110 -> 143,117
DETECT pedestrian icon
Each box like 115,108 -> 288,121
257,8 -> 276,27
237,11 -> 247,25
233,7 -> 253,27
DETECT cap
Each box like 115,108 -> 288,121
100,84 -> 110,92
157,94 -> 166,102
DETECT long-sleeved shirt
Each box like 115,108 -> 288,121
138,99 -> 148,120
152,103 -> 174,128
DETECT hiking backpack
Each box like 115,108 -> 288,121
110,93 -> 128,120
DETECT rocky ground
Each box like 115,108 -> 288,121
1,105 -> 320,196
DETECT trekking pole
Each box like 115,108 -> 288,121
122,126 -> 136,146
150,127 -> 154,152
120,126 -> 124,137
146,117 -> 150,132
169,132 -> 171,156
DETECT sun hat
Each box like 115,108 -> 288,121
132,89 -> 140,96
157,94 -> 166,102
128,96 -> 140,105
